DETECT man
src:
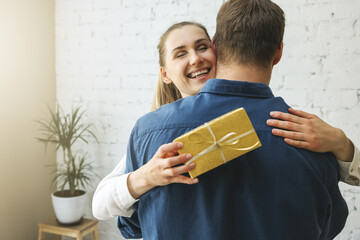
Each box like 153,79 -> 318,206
118,0 -> 348,239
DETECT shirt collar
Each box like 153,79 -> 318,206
199,78 -> 274,98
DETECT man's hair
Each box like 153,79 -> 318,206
213,0 -> 285,68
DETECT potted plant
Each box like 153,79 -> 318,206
37,104 -> 98,225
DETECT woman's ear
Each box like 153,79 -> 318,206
160,67 -> 172,84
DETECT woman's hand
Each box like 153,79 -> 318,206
266,108 -> 354,162
127,142 -> 198,199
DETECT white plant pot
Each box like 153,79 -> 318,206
51,191 -> 87,225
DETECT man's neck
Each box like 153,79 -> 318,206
215,63 -> 272,85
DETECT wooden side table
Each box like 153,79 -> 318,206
38,218 -> 99,240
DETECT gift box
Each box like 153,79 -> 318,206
174,108 -> 261,178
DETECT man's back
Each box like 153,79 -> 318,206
119,79 -> 348,240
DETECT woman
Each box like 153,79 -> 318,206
92,21 -> 359,219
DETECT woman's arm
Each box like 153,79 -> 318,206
266,108 -> 359,185
92,142 -> 198,219
92,155 -> 138,219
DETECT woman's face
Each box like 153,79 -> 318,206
162,25 -> 216,97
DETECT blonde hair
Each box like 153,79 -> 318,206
151,72 -> 182,111
151,21 -> 210,111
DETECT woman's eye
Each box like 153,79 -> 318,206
198,45 -> 208,51
176,52 -> 186,58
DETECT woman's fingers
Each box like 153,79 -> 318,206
283,138 -> 310,150
288,108 -> 313,119
161,152 -> 192,168
271,128 -> 305,141
266,118 -> 301,131
155,142 -> 183,158
163,154 -> 198,184
151,142 -> 201,186
169,153 -> 192,165
269,111 -> 304,124
145,143 -> 199,188
170,175 -> 199,185
163,161 -> 195,177
267,108 -> 347,154
159,154 -> 198,185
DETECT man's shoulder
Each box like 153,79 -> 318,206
132,98 -> 196,138
136,99 -> 183,124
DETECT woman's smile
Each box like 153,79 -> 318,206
161,25 -> 216,97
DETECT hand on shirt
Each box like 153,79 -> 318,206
266,108 -> 354,162
127,142 -> 199,199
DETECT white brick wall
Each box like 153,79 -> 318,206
55,0 -> 360,239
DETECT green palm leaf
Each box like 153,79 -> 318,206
36,104 -> 99,196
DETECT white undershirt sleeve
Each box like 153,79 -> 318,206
338,143 -> 360,186
92,154 -> 139,219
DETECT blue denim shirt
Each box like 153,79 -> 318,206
118,79 -> 348,240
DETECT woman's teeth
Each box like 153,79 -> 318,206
188,68 -> 210,78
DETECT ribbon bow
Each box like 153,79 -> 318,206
186,123 -> 260,164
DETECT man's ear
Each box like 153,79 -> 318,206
272,42 -> 283,66
211,36 -> 216,56
160,67 -> 172,84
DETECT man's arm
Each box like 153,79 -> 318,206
117,211 -> 142,239
117,129 -> 143,239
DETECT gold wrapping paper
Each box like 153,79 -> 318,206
174,108 -> 261,178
